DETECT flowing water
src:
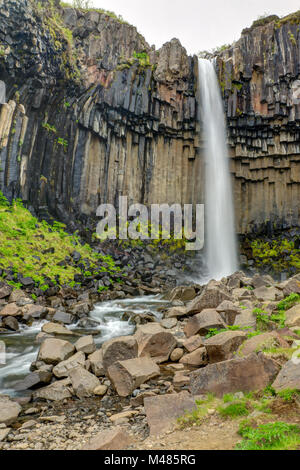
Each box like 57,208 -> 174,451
198,59 -> 238,280
0,296 -> 169,396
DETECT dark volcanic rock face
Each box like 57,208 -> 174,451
0,0 -> 199,230
0,2 -> 299,235
217,15 -> 300,234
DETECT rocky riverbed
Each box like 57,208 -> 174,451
0,270 -> 300,450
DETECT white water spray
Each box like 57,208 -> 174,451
198,59 -> 238,279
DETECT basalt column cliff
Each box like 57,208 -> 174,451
0,1 -> 300,235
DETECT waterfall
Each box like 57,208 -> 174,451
198,59 -> 238,280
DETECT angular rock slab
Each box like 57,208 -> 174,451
52,351 -> 86,378
37,338 -> 75,365
186,285 -> 230,315
34,379 -> 73,401
0,396 -> 22,425
204,330 -> 247,363
108,357 -> 160,397
144,391 -> 197,436
285,305 -> 300,328
102,336 -> 138,370
179,347 -> 208,367
189,353 -> 280,397
69,366 -> 100,398
82,427 -> 133,450
237,332 -> 289,357
272,360 -> 300,391
135,323 -> 177,363
88,349 -> 105,377
184,309 -> 225,338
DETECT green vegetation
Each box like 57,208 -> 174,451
277,389 -> 300,403
275,10 -> 300,27
42,122 -> 57,134
35,0 -> 80,83
205,325 -> 252,339
218,401 -> 250,418
177,394 -> 215,428
250,238 -> 300,273
277,293 -> 300,312
60,1 -> 129,25
236,421 -> 300,450
0,191 -> 119,291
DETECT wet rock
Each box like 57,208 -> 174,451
52,311 -> 75,325
108,357 -> 160,397
42,322 -> 74,336
0,396 -> 22,425
23,304 -> 47,320
167,286 -> 197,302
70,302 -> 90,316
82,427 -> 132,450
52,351 -> 86,378
69,366 -> 100,398
135,323 -> 177,363
184,309 -> 225,338
37,338 -> 75,365
2,316 -> 19,331
144,391 -> 197,436
204,330 -> 247,363
102,336 -> 138,370
190,353 -> 280,397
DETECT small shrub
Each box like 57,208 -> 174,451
218,402 -> 250,419
236,421 -> 300,450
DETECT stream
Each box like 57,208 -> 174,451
0,295 -> 170,396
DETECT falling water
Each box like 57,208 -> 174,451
198,59 -> 238,280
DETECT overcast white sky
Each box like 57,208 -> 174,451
89,0 -> 300,54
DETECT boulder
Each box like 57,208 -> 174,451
233,308 -> 256,329
52,311 -> 75,325
8,289 -> 25,303
82,427 -> 132,450
282,278 -> 300,297
70,302 -> 90,316
182,335 -> 204,352
2,316 -> 19,331
88,350 -> 105,377
170,348 -> 184,362
102,336 -> 138,370
69,366 -> 100,398
189,353 -> 280,397
179,347 -> 208,367
160,318 -> 177,329
186,285 -> 230,315
37,338 -> 75,365
184,309 -> 225,338
0,285 -> 12,299
164,306 -> 188,318
135,323 -> 177,363
285,305 -> 300,328
0,396 -> 22,425
272,360 -> 300,391
108,357 -> 160,397
216,301 -> 241,326
253,286 -> 283,302
75,335 -> 96,355
15,370 -> 52,391
167,286 -> 197,302
94,385 -> 108,396
52,351 -> 86,378
34,379 -> 72,401
204,331 -> 247,363
238,332 -> 290,357
0,303 -> 22,317
42,322 -> 74,336
23,304 -> 47,319
144,391 -> 197,436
